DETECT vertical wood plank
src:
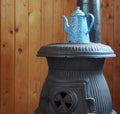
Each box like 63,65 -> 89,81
1,0 -> 15,114
101,0 -> 114,95
113,0 -> 120,113
0,0 -> 1,112
15,0 -> 29,114
39,0 -> 54,94
28,0 -> 41,114
53,0 -> 64,43
41,0 -> 54,45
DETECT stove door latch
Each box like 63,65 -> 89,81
86,97 -> 95,114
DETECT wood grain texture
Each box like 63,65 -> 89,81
0,0 -> 1,112
1,0 -> 15,114
39,0 -> 54,95
53,0 -> 64,43
15,0 -> 29,114
113,0 -> 120,113
101,0 -> 120,113
28,0 -> 41,114
0,0 -> 120,114
101,0 -> 114,95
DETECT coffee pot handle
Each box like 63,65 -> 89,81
86,13 -> 95,34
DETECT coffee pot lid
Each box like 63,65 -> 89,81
71,6 -> 85,16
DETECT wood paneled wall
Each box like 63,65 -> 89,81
101,0 -> 120,113
0,0 -> 120,114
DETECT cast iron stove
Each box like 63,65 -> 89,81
35,4 -> 117,114
35,43 -> 117,114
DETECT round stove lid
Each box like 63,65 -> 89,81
37,43 -> 116,58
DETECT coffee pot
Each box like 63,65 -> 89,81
62,6 -> 94,43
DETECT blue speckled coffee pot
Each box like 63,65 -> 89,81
62,6 -> 95,43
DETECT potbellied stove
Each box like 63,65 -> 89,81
35,6 -> 117,114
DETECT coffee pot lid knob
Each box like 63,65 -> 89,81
71,6 -> 85,16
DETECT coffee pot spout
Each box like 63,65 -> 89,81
62,16 -> 69,33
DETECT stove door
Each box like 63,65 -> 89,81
39,80 -> 95,114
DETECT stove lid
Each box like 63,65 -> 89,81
37,43 -> 116,58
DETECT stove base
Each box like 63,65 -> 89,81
35,109 -> 117,114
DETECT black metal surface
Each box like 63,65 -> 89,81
35,43 -> 117,114
37,43 -> 116,58
77,0 -> 100,43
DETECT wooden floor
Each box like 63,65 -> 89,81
0,0 -> 120,114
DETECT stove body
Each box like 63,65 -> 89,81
35,43 -> 117,114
